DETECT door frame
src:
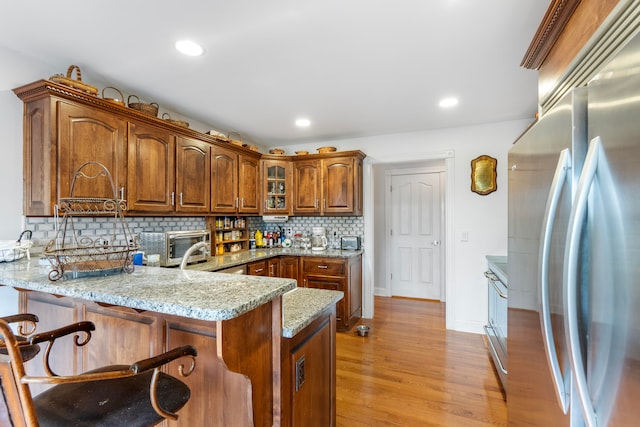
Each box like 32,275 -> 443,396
384,167 -> 446,301
362,150 -> 455,328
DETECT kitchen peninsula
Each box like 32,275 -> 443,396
0,258 -> 343,426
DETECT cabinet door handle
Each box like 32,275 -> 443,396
179,192 -> 183,206
315,200 -> 318,209
265,199 -> 268,210
171,192 -> 175,206
324,199 -> 327,209
235,197 -> 239,208
242,198 -> 245,208
120,187 -> 125,200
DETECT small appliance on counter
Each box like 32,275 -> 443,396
311,226 -> 328,251
138,229 -> 211,267
340,236 -> 361,251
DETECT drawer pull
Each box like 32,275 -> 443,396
254,268 -> 264,273
318,265 -> 328,269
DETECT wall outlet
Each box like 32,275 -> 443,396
286,227 -> 293,237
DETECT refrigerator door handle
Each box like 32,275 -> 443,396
538,148 -> 571,414
565,137 -> 602,427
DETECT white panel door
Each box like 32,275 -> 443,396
390,173 -> 442,299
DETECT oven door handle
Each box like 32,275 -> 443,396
483,325 -> 507,375
538,148 -> 571,415
487,276 -> 507,299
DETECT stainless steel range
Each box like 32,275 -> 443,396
484,255 -> 507,392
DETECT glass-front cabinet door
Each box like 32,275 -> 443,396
262,159 -> 292,215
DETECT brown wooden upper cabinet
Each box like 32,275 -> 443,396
15,80 -> 365,217
127,124 -> 211,213
261,158 -> 293,215
211,145 -> 260,215
292,151 -> 365,216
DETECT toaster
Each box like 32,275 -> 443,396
340,236 -> 361,250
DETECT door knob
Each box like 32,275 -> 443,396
432,240 -> 440,246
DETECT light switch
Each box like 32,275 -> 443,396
461,231 -> 469,242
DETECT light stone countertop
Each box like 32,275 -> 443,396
0,258 -> 345,338
0,258 -> 296,322
282,287 -> 343,338
486,255 -> 508,285
187,248 -> 363,272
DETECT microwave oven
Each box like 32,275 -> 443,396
138,229 -> 211,267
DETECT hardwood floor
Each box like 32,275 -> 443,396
335,297 -> 506,427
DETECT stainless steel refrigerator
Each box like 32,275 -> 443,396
507,31 -> 640,426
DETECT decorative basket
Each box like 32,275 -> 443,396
162,112 -> 189,128
269,148 -> 285,155
228,131 -> 243,146
243,144 -> 259,152
207,130 -> 228,142
317,146 -> 337,153
50,65 -> 98,96
295,151 -> 309,156
101,86 -> 125,106
128,95 -> 159,117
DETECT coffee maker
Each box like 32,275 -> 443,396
311,226 -> 328,251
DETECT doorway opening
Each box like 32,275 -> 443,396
365,153 -> 453,327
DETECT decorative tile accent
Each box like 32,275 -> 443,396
25,215 -> 364,249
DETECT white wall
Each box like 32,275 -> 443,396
276,119 -> 531,333
0,47 -> 47,315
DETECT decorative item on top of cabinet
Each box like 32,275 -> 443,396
302,255 -> 362,331
261,157 -> 292,215
211,144 -> 260,215
49,65 -> 98,96
206,216 -> 248,255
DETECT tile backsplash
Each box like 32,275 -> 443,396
25,215 -> 363,250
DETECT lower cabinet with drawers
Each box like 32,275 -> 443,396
301,255 -> 362,332
245,254 -> 362,332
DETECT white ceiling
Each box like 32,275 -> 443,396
0,0 -> 547,146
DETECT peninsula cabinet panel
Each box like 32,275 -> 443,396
21,291 -> 78,397
82,302 -> 161,370
175,137 -> 210,213
293,160 -> 322,214
127,121 -> 176,212
281,309 -> 335,427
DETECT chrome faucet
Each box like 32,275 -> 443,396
179,241 -> 210,270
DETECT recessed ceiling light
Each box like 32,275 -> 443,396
175,40 -> 204,56
296,118 -> 311,127
439,97 -> 459,108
